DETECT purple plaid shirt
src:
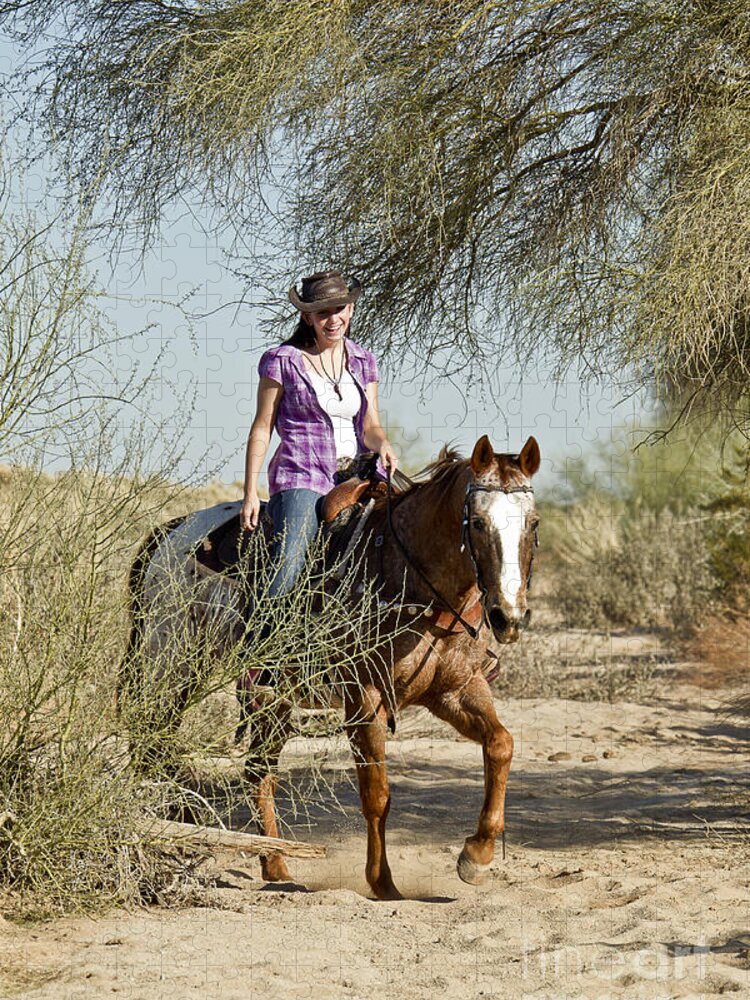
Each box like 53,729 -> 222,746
259,339 -> 379,496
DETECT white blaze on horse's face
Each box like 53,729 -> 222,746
468,434 -> 541,638
486,491 -> 537,612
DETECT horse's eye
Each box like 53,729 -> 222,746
472,518 -> 485,531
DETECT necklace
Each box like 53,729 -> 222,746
309,345 -> 345,400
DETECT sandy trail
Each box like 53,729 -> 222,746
2,630 -> 748,1000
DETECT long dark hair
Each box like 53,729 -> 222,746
284,316 -> 356,349
284,316 -> 316,349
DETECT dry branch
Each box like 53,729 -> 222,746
141,819 -> 326,858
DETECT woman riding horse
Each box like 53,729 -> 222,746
122,270 -> 542,899
124,431 -> 541,898
240,270 -> 398,595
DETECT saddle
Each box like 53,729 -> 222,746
320,476 -> 387,524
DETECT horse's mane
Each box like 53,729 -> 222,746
386,445 -> 467,504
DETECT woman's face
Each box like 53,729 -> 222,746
304,303 -> 353,347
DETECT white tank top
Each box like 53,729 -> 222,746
307,367 -> 360,460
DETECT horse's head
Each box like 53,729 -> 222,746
464,435 -> 541,644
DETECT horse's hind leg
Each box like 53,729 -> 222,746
243,695 -> 293,883
429,674 -> 513,886
346,686 -> 401,901
120,640 -> 194,779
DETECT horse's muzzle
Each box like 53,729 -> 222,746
487,606 -> 531,644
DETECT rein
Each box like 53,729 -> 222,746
383,470 -> 535,641
384,471 -> 481,639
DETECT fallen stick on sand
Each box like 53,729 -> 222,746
141,819 -> 326,858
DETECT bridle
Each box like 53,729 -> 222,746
384,472 -> 537,641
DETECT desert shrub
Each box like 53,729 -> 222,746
0,182 -> 220,915
626,425 -> 750,614
542,411 -> 750,632
550,495 -> 716,631
0,458 -> 407,916
698,439 -> 750,612
0,463 -> 190,916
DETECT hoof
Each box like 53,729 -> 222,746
457,847 -> 491,886
372,884 -> 403,901
368,872 -> 403,900
261,853 -> 292,883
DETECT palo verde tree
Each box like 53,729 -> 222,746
3,1 -> 750,425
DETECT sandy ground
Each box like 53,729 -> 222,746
1,627 -> 748,1000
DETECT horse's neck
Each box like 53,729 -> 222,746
390,467 -> 477,605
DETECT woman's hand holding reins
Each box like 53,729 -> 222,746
241,493 -> 261,531
379,441 -> 399,475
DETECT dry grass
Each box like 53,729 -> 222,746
492,617 -> 662,704
543,496 -> 716,633
0,462 -> 409,918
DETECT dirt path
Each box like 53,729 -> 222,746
2,633 -> 748,1000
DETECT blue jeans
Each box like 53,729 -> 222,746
267,488 -> 324,597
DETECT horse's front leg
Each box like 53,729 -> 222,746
346,686 -> 401,901
431,674 -> 513,885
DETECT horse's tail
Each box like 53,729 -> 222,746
117,515 -> 187,715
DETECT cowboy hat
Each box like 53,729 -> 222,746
288,271 -> 362,312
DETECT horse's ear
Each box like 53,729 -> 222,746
519,436 -> 541,477
471,435 -> 495,475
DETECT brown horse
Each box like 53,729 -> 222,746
123,434 -> 541,900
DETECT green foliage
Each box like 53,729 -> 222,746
6,1 -> 750,419
702,439 -> 750,608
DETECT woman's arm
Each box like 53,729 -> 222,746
241,377 -> 283,530
363,382 -> 398,473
